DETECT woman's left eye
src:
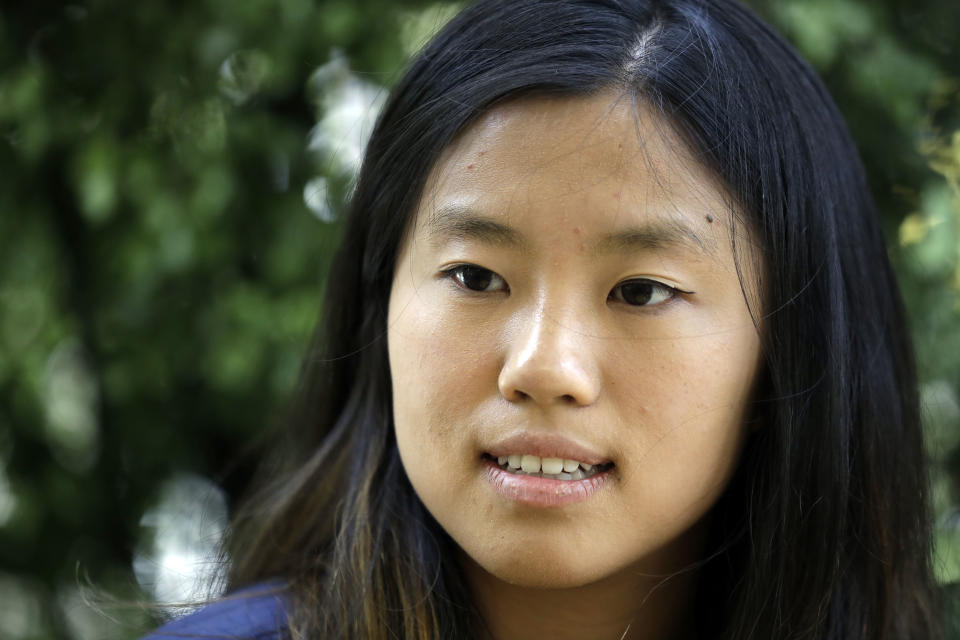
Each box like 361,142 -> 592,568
609,279 -> 679,307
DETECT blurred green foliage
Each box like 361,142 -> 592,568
0,0 -> 957,638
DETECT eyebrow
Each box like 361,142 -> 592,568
595,220 -> 712,256
425,204 -> 524,247
423,204 -> 714,256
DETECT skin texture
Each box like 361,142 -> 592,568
387,92 -> 763,639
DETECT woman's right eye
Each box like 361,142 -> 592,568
442,265 -> 509,293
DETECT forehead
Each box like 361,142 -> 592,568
414,92 -> 736,254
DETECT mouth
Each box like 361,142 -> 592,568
480,433 -> 615,506
480,453 -> 614,507
482,453 -> 614,480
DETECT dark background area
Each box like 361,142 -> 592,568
0,1 -> 958,637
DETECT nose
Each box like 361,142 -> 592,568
498,304 -> 601,407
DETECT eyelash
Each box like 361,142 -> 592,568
441,264 -> 509,294
609,279 -> 682,307
439,264 -> 687,307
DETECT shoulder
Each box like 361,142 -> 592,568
140,584 -> 289,640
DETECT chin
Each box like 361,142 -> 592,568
461,543 -> 620,590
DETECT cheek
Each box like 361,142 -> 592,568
388,304 -> 499,539
609,328 -> 758,514
388,289 -> 502,470
392,298 -> 501,406
624,311 -> 759,412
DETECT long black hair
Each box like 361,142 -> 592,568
226,1 -> 941,637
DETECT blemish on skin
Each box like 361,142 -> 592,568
705,214 -> 714,223
572,227 -> 581,235
467,164 -> 475,170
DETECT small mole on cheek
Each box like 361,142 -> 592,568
572,227 -> 581,235
706,214 -> 714,223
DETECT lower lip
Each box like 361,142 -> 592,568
482,458 -> 611,507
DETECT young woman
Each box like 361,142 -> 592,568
145,0 -> 942,638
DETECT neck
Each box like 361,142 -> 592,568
462,555 -> 701,640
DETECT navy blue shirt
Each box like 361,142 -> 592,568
141,586 -> 288,640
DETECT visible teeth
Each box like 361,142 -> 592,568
541,457 -> 563,474
493,453 -> 607,480
520,454 -> 540,473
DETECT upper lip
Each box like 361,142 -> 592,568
484,432 -> 611,466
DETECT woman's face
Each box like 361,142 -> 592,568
387,93 -> 763,588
